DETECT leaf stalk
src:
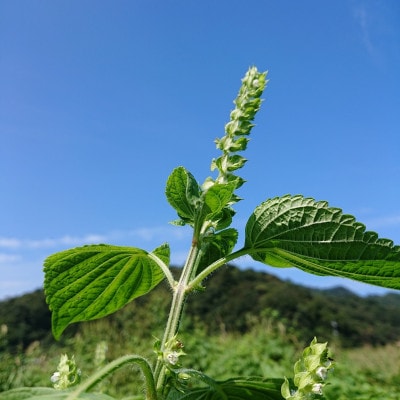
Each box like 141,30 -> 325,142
187,247 -> 250,291
147,251 -> 176,289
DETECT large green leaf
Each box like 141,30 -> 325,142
166,166 -> 200,224
244,194 -> 400,290
0,387 -> 115,400
44,244 -> 167,339
167,375 -> 284,400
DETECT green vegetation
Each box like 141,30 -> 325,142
2,266 -> 400,354
1,283 -> 400,398
1,267 -> 400,398
1,67 -> 400,399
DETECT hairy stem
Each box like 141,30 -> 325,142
153,241 -> 202,391
65,355 -> 157,400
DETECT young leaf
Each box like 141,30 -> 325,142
244,194 -> 400,290
44,244 -> 166,339
203,183 -> 235,216
166,166 -> 200,225
199,183 -> 236,229
196,228 -> 238,275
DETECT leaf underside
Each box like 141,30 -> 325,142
245,194 -> 400,290
167,377 -> 284,400
44,244 -> 167,339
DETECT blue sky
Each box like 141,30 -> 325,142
1,0 -> 400,300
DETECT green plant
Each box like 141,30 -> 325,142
2,66 -> 400,400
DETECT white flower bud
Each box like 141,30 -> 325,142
166,351 -> 179,365
50,372 -> 60,383
312,383 -> 323,395
316,366 -> 328,380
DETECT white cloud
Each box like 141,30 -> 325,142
0,235 -> 98,250
0,238 -> 21,249
352,0 -> 397,67
127,226 -> 191,242
26,234 -> 110,249
0,254 -> 21,264
353,4 -> 375,56
0,225 -> 191,251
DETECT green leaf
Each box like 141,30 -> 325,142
199,183 -> 236,228
203,184 -> 235,215
197,228 -> 238,274
213,207 -> 236,231
44,244 -> 166,339
152,242 -> 170,266
244,194 -> 400,290
166,375 -> 284,400
0,387 -> 115,400
211,155 -> 247,175
166,166 -> 201,224
280,378 -> 292,399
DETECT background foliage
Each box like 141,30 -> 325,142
1,265 -> 400,398
2,265 -> 400,352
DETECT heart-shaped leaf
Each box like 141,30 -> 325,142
44,244 -> 167,339
244,194 -> 400,290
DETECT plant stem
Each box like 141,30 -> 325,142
187,247 -> 250,291
153,241 -> 202,391
65,355 -> 157,400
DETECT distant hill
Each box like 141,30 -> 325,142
314,286 -> 358,298
369,292 -> 400,308
1,265 -> 400,351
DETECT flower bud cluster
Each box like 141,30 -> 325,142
199,67 -> 267,233
281,337 -> 334,399
50,354 -> 81,390
155,336 -> 186,369
211,66 -> 268,188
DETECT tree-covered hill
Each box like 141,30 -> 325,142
1,265 -> 400,351
184,266 -> 400,347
